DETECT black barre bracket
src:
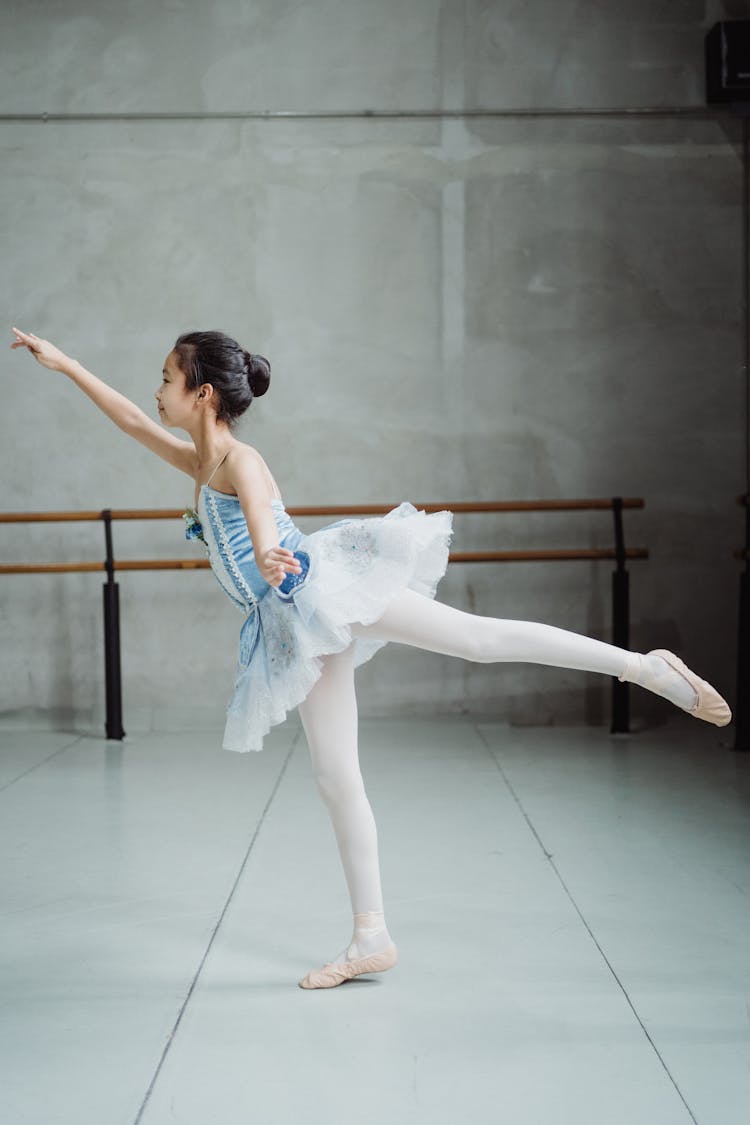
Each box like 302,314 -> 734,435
610,497 -> 630,734
736,494 -> 750,751
102,510 -> 125,741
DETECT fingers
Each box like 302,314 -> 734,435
263,548 -> 302,586
10,327 -> 39,352
267,566 -> 299,583
266,567 -> 286,586
268,547 -> 302,573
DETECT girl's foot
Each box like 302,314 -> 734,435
298,943 -> 398,989
619,650 -> 731,726
299,911 -> 398,990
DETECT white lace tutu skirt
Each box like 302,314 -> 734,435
223,501 -> 453,752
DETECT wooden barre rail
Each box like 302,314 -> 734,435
0,548 -> 649,576
0,498 -> 646,523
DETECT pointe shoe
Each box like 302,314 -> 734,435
649,649 -> 732,727
298,943 -> 398,990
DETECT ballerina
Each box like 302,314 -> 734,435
10,325 -> 731,990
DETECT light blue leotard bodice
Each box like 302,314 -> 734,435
196,485 -> 306,611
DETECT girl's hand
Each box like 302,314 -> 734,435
260,545 -> 302,588
10,327 -> 72,372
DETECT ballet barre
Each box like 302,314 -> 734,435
0,497 -> 647,742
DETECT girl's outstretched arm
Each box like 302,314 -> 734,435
10,327 -> 196,476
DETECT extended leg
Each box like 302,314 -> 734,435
350,589 -> 730,722
297,645 -> 398,988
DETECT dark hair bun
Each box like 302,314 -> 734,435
173,331 -> 271,426
245,352 -> 271,398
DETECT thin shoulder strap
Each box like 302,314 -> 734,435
205,451 -> 230,488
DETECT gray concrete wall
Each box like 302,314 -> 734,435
0,1 -> 744,736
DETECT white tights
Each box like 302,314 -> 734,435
297,588 -> 696,961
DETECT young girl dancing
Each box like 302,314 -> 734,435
10,325 -> 731,990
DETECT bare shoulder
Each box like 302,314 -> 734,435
225,442 -> 266,481
221,442 -> 283,501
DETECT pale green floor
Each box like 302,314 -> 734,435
0,716 -> 747,1125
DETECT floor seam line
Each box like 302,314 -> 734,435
133,732 -> 300,1125
0,734 -> 85,793
475,726 -> 699,1125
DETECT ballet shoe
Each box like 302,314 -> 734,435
649,649 -> 732,727
298,943 -> 398,990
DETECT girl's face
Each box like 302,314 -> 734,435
155,353 -> 193,427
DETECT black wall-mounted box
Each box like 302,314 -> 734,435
705,21 -> 750,104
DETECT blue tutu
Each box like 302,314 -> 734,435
188,486 -> 453,752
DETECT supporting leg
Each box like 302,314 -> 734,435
297,645 -> 397,988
